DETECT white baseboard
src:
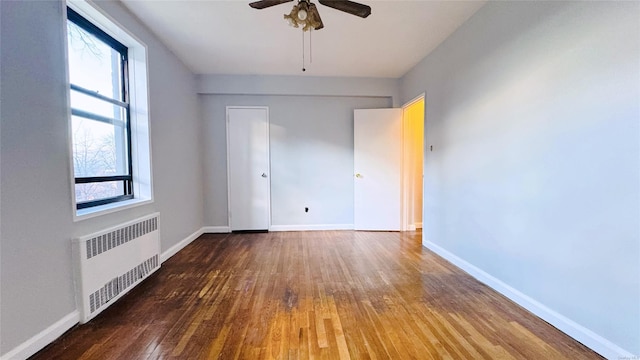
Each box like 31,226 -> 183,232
202,226 -> 231,233
270,224 -> 354,232
160,227 -> 204,263
2,226 -> 226,360
1,311 -> 80,360
415,222 -> 423,229
424,241 -> 635,359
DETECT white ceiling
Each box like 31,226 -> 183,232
120,0 -> 486,78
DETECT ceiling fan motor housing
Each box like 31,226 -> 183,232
284,0 -> 323,31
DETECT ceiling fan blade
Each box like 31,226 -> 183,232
309,3 -> 324,30
318,0 -> 371,18
249,0 -> 293,10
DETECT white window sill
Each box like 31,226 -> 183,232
74,198 -> 152,222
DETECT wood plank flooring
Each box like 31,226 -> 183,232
31,231 -> 602,359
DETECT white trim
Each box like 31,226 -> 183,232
0,311 -> 80,360
415,222 -> 423,229
74,198 -> 152,222
407,224 -> 417,231
202,226 -> 231,233
160,228 -> 204,263
68,0 -> 147,46
402,92 -> 426,109
270,224 -> 354,232
225,109 -> 232,230
424,241 -> 636,359
160,226 -> 232,263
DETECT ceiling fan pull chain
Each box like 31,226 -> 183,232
310,28 -> 313,64
302,29 -> 306,72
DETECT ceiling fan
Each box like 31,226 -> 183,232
249,0 -> 371,31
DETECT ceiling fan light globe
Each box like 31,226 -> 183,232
297,9 -> 307,20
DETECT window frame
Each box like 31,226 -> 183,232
67,7 -> 135,210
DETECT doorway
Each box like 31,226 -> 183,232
402,95 -> 424,231
352,100 -> 424,232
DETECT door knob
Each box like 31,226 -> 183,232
355,173 -> 363,178
261,173 -> 268,178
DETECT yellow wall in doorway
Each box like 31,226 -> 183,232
403,98 -> 424,228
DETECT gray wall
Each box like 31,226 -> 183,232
0,0 -> 204,355
201,94 -> 391,228
401,1 -> 639,354
199,74 -> 399,229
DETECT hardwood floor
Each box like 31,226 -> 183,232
31,231 -> 602,359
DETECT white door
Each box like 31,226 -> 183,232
354,108 -> 403,230
227,107 -> 270,231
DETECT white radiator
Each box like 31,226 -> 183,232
72,213 -> 161,323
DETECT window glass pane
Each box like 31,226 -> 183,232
70,89 -> 126,124
72,116 -> 129,177
67,9 -> 134,209
75,181 -> 125,203
67,20 -> 123,101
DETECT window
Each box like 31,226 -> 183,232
65,1 -> 152,219
67,8 -> 133,209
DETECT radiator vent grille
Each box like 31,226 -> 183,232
88,254 -> 159,314
86,217 -> 158,259
75,213 -> 160,323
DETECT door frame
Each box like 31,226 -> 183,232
225,106 -> 272,231
401,93 -> 425,232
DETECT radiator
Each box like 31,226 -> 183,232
72,213 -> 161,323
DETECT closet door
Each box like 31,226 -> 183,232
227,106 -> 270,231
354,108 -> 402,231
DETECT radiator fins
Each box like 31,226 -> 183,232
88,254 -> 159,314
86,217 -> 158,259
